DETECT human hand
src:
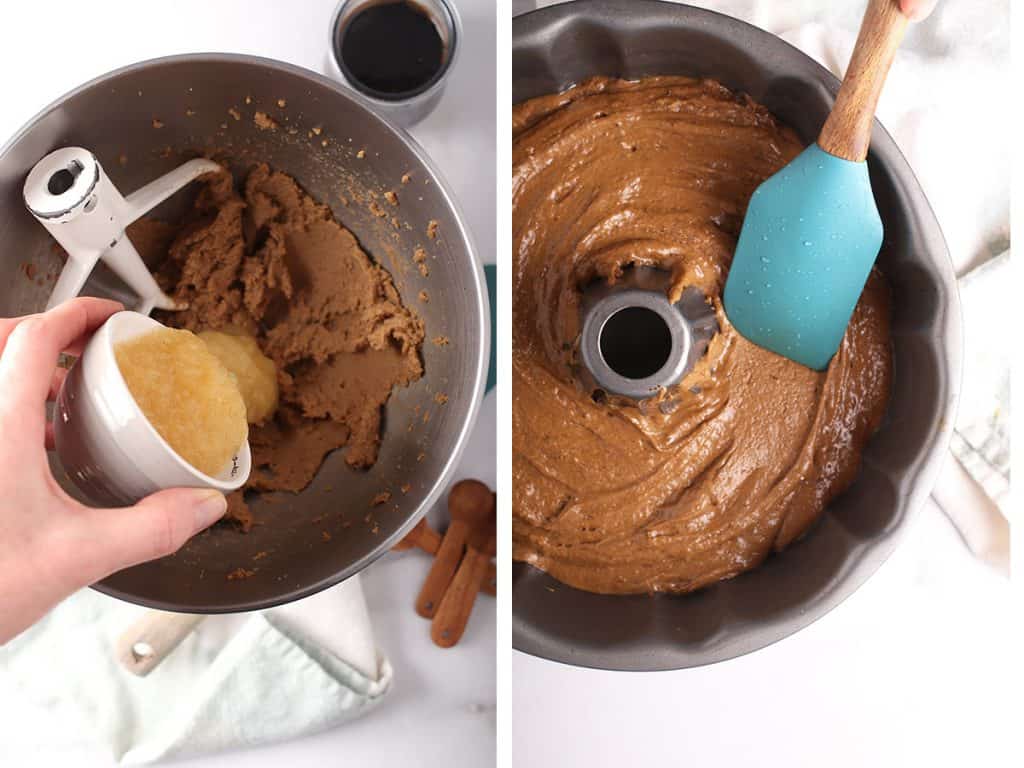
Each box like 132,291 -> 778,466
0,298 -> 226,643
899,0 -> 938,21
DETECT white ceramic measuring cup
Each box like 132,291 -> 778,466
53,311 -> 251,506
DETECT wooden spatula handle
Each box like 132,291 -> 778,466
431,541 -> 493,648
416,519 -> 470,617
115,611 -> 205,677
818,0 -> 909,162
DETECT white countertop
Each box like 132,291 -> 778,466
1,1 -> 496,766
514,498 -> 1013,768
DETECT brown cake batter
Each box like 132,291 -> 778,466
129,164 -> 424,528
512,77 -> 892,595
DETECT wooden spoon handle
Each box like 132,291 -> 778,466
396,519 -> 493,595
483,562 -> 496,597
419,540 -> 494,596
818,0 -> 909,162
115,611 -> 205,677
412,523 -> 442,554
431,546 -> 490,648
392,518 -> 439,552
413,525 -> 493,595
416,519 -> 469,618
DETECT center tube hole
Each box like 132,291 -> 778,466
599,306 -> 672,380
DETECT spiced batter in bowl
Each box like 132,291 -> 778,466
133,163 -> 426,530
512,0 -> 959,670
513,76 -> 893,595
0,53 -> 487,612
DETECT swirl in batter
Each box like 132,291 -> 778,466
512,77 -> 892,595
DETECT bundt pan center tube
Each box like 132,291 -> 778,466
512,0 -> 960,671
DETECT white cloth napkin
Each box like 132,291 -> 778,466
934,250 -> 1010,574
528,0 -> 1011,572
0,577 -> 391,765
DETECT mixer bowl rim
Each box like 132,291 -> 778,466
0,51 -> 490,613
511,0 -> 963,670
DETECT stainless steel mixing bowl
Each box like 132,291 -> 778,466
0,53 -> 488,612
512,0 -> 962,670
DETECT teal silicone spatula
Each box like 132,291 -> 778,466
723,0 -> 909,370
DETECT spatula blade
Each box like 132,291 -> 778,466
723,143 -> 883,370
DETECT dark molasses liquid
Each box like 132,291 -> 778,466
339,1 -> 446,100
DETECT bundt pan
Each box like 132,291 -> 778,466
0,53 -> 488,612
512,0 -> 961,670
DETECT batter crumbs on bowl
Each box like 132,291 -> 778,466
253,111 -> 278,131
413,247 -> 429,277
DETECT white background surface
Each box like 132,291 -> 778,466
511,2 -> 1015,768
0,0 -> 496,766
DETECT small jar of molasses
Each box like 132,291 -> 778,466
325,0 -> 461,127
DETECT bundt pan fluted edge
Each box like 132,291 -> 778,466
512,0 -> 961,671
